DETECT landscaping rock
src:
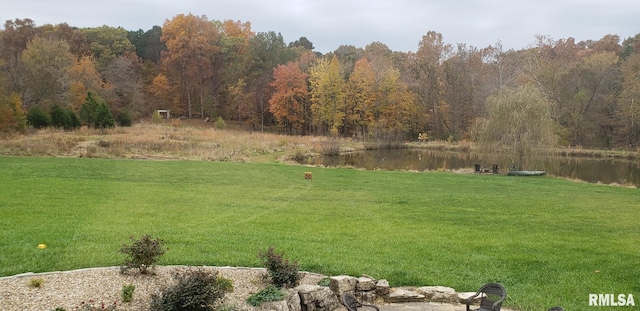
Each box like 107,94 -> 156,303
357,276 -> 377,291
258,300 -> 289,311
457,292 -> 485,304
297,284 -> 341,311
286,288 -> 302,311
330,275 -> 357,296
358,290 -> 378,304
384,288 -> 426,303
416,286 -> 457,303
376,279 -> 390,296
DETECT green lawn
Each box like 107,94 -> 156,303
1,156 -> 638,310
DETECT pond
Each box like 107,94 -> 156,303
303,149 -> 640,187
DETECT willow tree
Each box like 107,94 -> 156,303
474,84 -> 558,171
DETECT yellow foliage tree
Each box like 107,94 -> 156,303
345,58 -> 377,137
309,55 -> 345,135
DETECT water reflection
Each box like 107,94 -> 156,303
307,149 -> 640,186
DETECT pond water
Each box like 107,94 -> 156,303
304,149 -> 640,186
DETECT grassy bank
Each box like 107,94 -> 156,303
1,156 -> 638,310
0,122 -> 360,162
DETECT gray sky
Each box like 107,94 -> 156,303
2,0 -> 638,53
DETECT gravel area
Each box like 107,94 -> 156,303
0,266 -> 326,311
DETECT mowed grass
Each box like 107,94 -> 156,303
1,156 -> 638,310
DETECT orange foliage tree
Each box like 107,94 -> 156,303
269,62 -> 308,134
68,55 -> 110,110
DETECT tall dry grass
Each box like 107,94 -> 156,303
0,123 -> 358,162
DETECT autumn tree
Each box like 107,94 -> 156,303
102,54 -> 144,118
0,92 -> 26,132
529,35 -> 621,147
411,31 -> 452,140
345,57 -> 376,137
228,78 -> 256,127
149,73 -> 178,115
371,68 -> 416,144
617,53 -> 640,146
68,55 -> 110,110
0,19 -> 40,96
244,31 -> 300,131
333,45 -> 365,77
474,84 -> 558,170
162,14 -> 220,118
559,51 -> 619,147
218,20 -> 256,122
440,44 -> 485,140
39,23 -> 90,57
309,55 -> 345,135
82,25 -> 136,70
269,62 -> 308,134
21,37 -> 74,108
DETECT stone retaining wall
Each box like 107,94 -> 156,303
264,274 -> 483,311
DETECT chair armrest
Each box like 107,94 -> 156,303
491,295 -> 506,310
466,290 -> 482,310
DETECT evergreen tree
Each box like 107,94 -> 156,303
79,92 -> 100,128
50,104 -> 72,129
67,109 -> 81,129
95,102 -> 115,128
26,107 -> 51,129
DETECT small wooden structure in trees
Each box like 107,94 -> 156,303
155,110 -> 171,119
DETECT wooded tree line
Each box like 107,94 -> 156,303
1,15 -> 639,149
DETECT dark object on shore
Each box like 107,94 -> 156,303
474,164 -> 499,174
507,170 -> 546,176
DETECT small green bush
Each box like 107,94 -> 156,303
27,107 -> 51,129
259,247 -> 300,288
151,111 -> 163,124
116,111 -> 133,127
53,307 -> 66,311
28,278 -> 44,288
214,276 -> 234,293
150,267 -> 231,311
68,109 -> 81,129
121,284 -> 135,303
246,286 -> 286,307
119,234 -> 166,274
50,104 -> 72,130
318,277 -> 331,287
214,116 -> 225,129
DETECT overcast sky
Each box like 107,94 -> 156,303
2,0 -> 638,53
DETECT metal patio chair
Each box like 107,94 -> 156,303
466,283 -> 507,311
341,293 -> 379,311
